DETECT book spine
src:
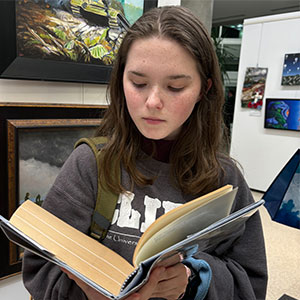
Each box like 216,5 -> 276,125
120,268 -> 139,292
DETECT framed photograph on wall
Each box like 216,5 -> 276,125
0,0 -> 157,84
0,103 -> 106,279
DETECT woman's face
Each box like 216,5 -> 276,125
123,37 -> 202,140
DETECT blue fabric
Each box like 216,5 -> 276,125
183,256 -> 212,300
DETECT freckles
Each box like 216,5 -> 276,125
125,89 -> 141,109
178,105 -> 193,117
171,95 -> 198,119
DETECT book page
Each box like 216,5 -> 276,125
133,185 -> 232,265
10,200 -> 135,297
133,187 -> 237,266
143,199 -> 264,270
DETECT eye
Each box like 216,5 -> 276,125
168,86 -> 184,92
132,82 -> 147,89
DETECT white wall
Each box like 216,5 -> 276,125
230,12 -> 300,192
158,0 -> 180,6
0,0 -> 178,299
0,80 -> 108,105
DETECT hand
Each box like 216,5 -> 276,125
62,255 -> 191,300
126,263 -> 191,300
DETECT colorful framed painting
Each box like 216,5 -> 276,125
0,0 -> 157,84
0,103 -> 106,279
281,53 -> 300,86
240,67 -> 268,110
264,98 -> 300,132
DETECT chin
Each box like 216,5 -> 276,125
142,132 -> 176,141
142,132 -> 166,141
143,135 -> 163,141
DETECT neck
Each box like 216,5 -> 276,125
141,136 -> 175,163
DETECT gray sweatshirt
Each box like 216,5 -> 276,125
22,144 -> 268,299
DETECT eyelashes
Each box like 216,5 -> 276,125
132,82 -> 146,89
168,86 -> 184,92
132,82 -> 184,93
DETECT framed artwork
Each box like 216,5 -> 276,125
0,103 -> 106,279
264,98 -> 300,132
0,0 -> 157,84
281,53 -> 300,86
240,67 -> 268,110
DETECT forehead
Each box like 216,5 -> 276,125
125,37 -> 199,75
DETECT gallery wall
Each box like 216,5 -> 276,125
230,11 -> 300,192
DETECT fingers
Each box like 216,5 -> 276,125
126,267 -> 165,300
61,264 -> 190,300
156,252 -> 182,267
124,293 -> 141,300
125,263 -> 191,300
151,263 -> 190,299
185,265 -> 192,278
61,268 -> 76,280
158,262 -> 189,281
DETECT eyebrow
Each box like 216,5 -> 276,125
128,71 -> 192,80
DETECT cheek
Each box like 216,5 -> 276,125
174,104 -> 194,124
170,94 -> 199,122
124,84 -> 141,114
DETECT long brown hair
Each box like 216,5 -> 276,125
96,6 -> 228,196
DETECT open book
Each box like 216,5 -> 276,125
0,185 -> 264,299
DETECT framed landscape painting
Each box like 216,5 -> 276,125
0,0 -> 157,83
0,103 -> 106,279
7,118 -> 101,266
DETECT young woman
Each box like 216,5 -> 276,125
23,6 -> 268,300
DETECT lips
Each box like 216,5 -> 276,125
143,117 -> 165,125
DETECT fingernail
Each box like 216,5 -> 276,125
186,266 -> 192,277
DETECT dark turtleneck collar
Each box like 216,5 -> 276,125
141,136 -> 175,163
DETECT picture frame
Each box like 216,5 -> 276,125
0,103 -> 107,279
281,53 -> 300,86
264,98 -> 300,132
0,0 -> 158,84
240,67 -> 268,110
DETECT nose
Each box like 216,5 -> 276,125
145,87 -> 163,110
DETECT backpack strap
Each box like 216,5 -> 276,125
74,137 -> 120,241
